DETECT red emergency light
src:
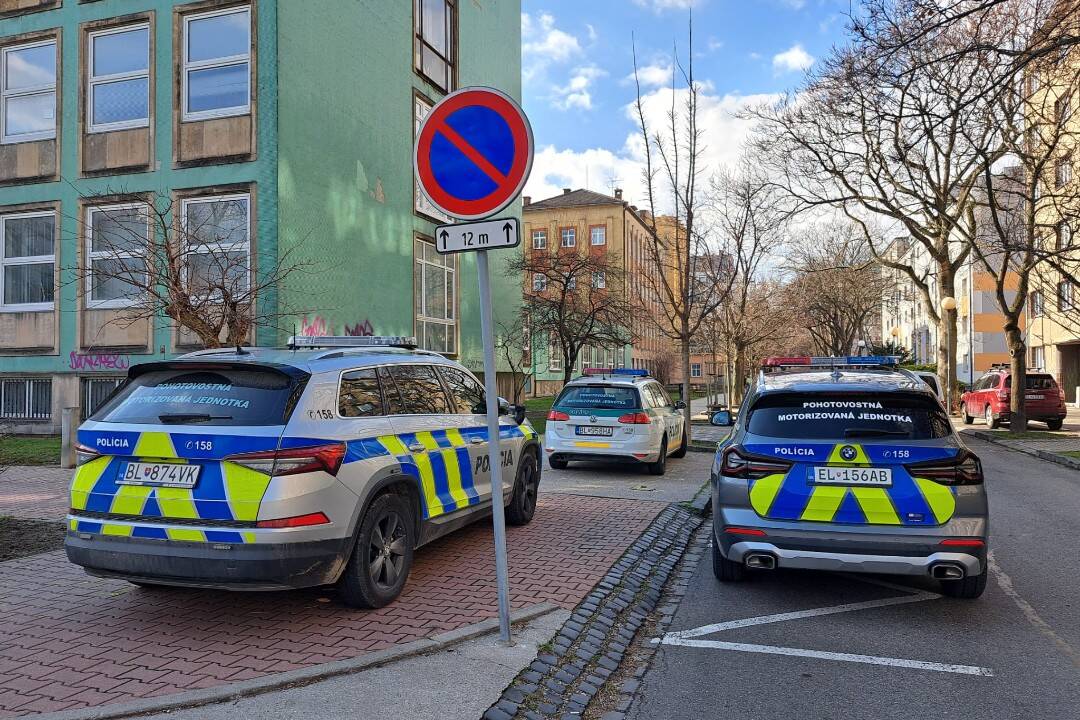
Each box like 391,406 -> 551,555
762,356 -> 811,367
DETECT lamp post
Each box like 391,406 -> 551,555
942,296 -> 957,414
857,339 -> 866,357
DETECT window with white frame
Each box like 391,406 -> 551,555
1058,221 -> 1073,250
415,237 -> 457,354
182,6 -> 251,121
1031,290 -> 1044,317
1,39 -> 56,144
1059,280 -> 1074,311
532,273 -> 547,292
86,204 -> 149,308
81,376 -> 124,420
413,94 -> 453,222
414,0 -> 456,92
560,227 -> 576,247
1056,157 -> 1073,187
591,271 -> 605,289
691,363 -> 702,378
566,272 -> 576,290
548,335 -> 562,372
182,194 -> 250,296
1,211 -> 54,310
88,24 -> 150,133
532,229 -> 547,249
1032,345 -> 1046,370
590,225 -> 606,246
0,377 -> 51,420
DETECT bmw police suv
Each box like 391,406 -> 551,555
711,356 -> 989,599
544,368 -> 688,475
65,337 -> 541,608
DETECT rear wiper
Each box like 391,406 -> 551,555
843,428 -> 909,438
158,413 -> 232,424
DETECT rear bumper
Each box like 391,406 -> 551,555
993,408 -> 1066,421
65,532 -> 352,590
546,434 -> 661,463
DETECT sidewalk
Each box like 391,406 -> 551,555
956,405 -> 1080,470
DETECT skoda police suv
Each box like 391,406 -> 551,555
711,356 -> 989,599
65,337 -> 541,608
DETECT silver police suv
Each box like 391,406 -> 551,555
711,356 -> 989,599
66,337 -> 541,608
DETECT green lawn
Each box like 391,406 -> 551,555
1062,451 -> 1080,460
523,396 -> 556,434
984,430 -> 1071,439
0,435 -> 61,466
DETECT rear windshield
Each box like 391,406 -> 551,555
91,367 -> 305,426
1005,374 -> 1057,390
747,393 -> 951,440
556,385 -> 640,411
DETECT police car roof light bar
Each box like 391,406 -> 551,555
287,335 -> 419,350
582,367 -> 650,378
762,355 -> 900,368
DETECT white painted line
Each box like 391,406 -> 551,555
989,551 -> 1080,669
664,592 -> 939,641
660,638 -> 994,676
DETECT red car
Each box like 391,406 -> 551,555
961,366 -> 1068,430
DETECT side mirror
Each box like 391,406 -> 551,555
674,400 -> 687,410
710,410 -> 734,427
513,405 -> 527,425
498,397 -> 511,416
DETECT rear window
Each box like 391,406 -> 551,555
747,392 -> 951,440
91,367 -> 305,426
556,385 -> 640,411
1004,374 -> 1057,390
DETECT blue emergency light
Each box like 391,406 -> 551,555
764,355 -> 900,368
613,368 -> 649,376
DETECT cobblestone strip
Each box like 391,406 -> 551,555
962,429 -> 1080,470
482,505 -> 703,720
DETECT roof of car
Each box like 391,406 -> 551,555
169,346 -> 462,376
564,374 -> 656,387
757,369 -> 931,397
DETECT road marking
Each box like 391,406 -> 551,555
990,551 -> 1080,668
661,638 -> 994,676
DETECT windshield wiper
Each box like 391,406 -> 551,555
843,428 -> 909,438
158,413 -> 232,424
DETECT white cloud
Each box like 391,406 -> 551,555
772,44 -> 814,73
585,23 -> 598,43
623,63 -> 674,88
553,66 -> 607,110
632,0 -> 701,12
707,37 -> 724,52
780,0 -> 806,9
522,13 -> 582,68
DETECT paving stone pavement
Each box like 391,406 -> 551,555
0,466 -> 71,522
0,493 -> 665,717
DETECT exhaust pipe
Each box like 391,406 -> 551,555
931,563 -> 965,580
744,553 -> 777,570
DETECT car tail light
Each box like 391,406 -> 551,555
618,412 -> 651,424
256,512 -> 331,529
75,443 -> 102,466
723,527 -> 767,536
227,443 -> 347,477
997,391 -> 1009,401
721,447 -> 792,480
940,538 -> 985,548
904,450 -> 983,485
547,410 -> 570,421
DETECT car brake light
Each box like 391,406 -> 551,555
721,447 -> 792,480
905,450 -> 983,485
618,412 -> 651,424
723,527 -> 767,536
997,391 -> 1009,401
75,443 -> 102,466
547,410 -> 570,421
227,443 -> 347,477
256,512 -> 331,529
940,538 -> 985,547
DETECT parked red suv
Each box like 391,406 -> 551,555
961,366 -> 1068,430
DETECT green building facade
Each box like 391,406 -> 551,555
0,0 -> 522,433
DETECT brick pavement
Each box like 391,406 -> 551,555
0,493 -> 664,717
0,466 -> 70,522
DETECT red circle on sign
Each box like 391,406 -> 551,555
414,87 -> 534,221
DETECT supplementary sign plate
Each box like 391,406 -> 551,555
435,218 -> 520,255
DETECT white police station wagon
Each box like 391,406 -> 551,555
65,337 -> 541,608
544,369 -> 687,475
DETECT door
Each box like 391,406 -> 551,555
436,366 -> 496,506
649,383 -> 682,447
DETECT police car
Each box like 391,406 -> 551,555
544,368 -> 687,475
65,337 -> 541,608
711,356 -> 989,599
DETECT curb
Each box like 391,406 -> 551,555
963,430 -> 1080,471
34,602 -> 560,720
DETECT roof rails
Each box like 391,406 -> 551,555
286,335 -> 418,350
575,367 -> 650,381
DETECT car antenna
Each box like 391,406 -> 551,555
235,344 -> 248,356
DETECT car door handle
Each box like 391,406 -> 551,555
407,442 -> 425,453
469,437 -> 485,445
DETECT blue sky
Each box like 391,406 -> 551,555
521,0 -> 852,203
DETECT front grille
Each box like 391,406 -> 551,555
70,510 -> 256,529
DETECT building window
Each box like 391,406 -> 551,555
86,204 -> 149,308
1030,290 -> 1044,317
1057,222 -> 1073,250
88,24 -> 150,133
414,237 -> 456,354
1,39 -> 56,144
691,363 -> 702,378
413,94 -> 452,222
1032,345 -> 1046,370
0,211 -> 54,311
182,6 -> 251,121
548,335 -> 562,372
591,271 -> 606,289
1059,281 -> 1074,311
181,194 -> 250,295
414,0 -> 455,92
1057,95 -> 1073,124
1056,157 -> 1072,187
0,378 -> 51,420
560,227 -> 576,248
590,225 -> 607,246
532,273 -> 547,292
81,376 -> 124,420
566,273 -> 576,290
532,229 -> 547,249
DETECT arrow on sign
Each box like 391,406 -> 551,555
435,217 -> 521,255
503,222 -> 513,244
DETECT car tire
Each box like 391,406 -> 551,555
712,536 -> 745,582
647,439 -> 668,476
962,407 -> 974,425
339,492 -> 414,609
940,567 -> 988,599
507,452 -> 539,526
984,405 -> 1000,429
1047,419 -> 1064,431
549,456 -> 568,470
670,428 -> 688,458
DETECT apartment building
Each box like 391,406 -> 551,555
0,0 -> 522,432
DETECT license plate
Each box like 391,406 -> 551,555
809,466 -> 893,486
117,462 -> 201,488
1027,394 -> 1044,400
576,425 -> 614,437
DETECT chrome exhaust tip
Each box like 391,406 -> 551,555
931,563 -> 965,580
744,553 -> 777,570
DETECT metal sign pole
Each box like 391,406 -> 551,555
476,248 -> 513,645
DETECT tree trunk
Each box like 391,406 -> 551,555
681,331 -> 693,443
936,263 -> 957,414
1005,318 -> 1028,433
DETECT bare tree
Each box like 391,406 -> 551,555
67,191 -> 313,348
651,352 -> 678,385
496,313 -> 532,405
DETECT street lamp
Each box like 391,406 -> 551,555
856,339 -> 866,356
942,296 -> 957,415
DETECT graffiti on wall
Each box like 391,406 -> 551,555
298,315 -> 376,337
69,351 -> 130,371
344,320 -> 375,337
298,315 -> 329,337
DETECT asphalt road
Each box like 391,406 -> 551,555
540,449 -> 712,504
629,438 -> 1080,720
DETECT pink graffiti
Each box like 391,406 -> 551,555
69,351 -> 130,371
344,320 -> 374,337
299,315 -> 328,337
